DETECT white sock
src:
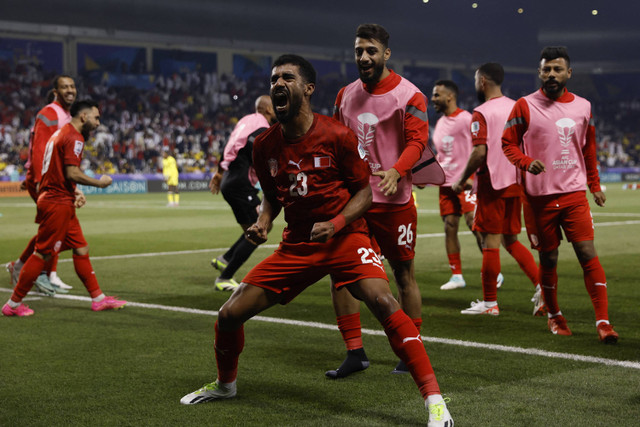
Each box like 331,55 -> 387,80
484,301 -> 497,308
7,299 -> 20,308
595,320 -> 610,327
92,294 -> 105,302
548,311 -> 562,319
426,394 -> 444,406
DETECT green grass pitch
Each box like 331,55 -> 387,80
1,185 -> 639,426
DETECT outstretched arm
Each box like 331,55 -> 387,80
65,165 -> 112,188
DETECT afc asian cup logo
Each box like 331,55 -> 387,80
356,112 -> 379,160
268,158 -> 278,177
441,135 -> 454,155
555,118 -> 576,147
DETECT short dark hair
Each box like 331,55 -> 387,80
434,80 -> 459,98
52,74 -> 75,90
356,23 -> 390,49
540,46 -> 571,66
477,62 -> 505,85
272,54 -> 316,85
70,99 -> 99,117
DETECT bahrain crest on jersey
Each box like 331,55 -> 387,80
268,158 -> 278,177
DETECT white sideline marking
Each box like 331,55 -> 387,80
22,218 -> 633,264
1,287 -> 637,371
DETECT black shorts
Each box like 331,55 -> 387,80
221,174 -> 261,225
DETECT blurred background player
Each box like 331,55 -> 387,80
180,54 -> 453,426
453,62 -> 541,316
3,100 -> 127,316
6,75 -> 78,294
430,79 -> 492,290
502,47 -> 618,343
209,95 -> 275,291
162,147 -> 180,206
328,23 -> 444,377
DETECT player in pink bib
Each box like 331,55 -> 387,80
431,79 -> 484,290
453,63 -> 542,317
502,46 -> 618,343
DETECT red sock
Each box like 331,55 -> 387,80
481,248 -> 500,302
505,241 -> 539,286
412,317 -> 423,334
215,321 -> 244,383
11,255 -> 45,302
540,265 -> 559,315
19,236 -> 37,264
336,313 -> 363,350
580,257 -> 609,322
73,253 -> 102,298
47,252 -> 59,274
447,253 -> 462,275
383,310 -> 439,398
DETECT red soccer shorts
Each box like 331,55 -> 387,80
524,191 -> 594,252
34,201 -> 88,255
364,201 -> 417,262
439,186 -> 476,217
242,232 -> 388,304
473,194 -> 522,235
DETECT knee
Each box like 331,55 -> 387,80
217,305 -> 239,330
371,293 -> 401,319
539,251 -> 558,268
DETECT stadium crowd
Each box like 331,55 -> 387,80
1,59 -> 639,179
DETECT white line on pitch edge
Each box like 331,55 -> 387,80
0,287 -> 637,371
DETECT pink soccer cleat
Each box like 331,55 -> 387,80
91,296 -> 128,312
2,303 -> 34,317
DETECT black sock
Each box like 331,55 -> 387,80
325,348 -> 370,379
223,235 -> 245,262
220,237 -> 258,279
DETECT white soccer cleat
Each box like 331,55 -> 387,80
461,300 -> 499,315
531,284 -> 547,316
180,380 -> 237,405
427,398 -> 454,426
496,272 -> 504,289
49,272 -> 72,290
440,274 -> 466,290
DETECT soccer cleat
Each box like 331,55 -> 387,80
2,303 -> 34,317
215,277 -> 239,291
34,273 -> 57,296
49,272 -> 72,290
548,315 -> 572,336
325,348 -> 370,379
496,272 -> 504,289
427,398 -> 454,427
531,284 -> 547,316
211,256 -> 228,272
461,300 -> 499,315
597,323 -> 618,344
180,380 -> 237,405
391,359 -> 409,374
440,274 -> 466,290
91,296 -> 128,312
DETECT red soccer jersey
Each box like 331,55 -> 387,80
253,113 -> 371,243
26,101 -> 71,184
38,123 -> 84,206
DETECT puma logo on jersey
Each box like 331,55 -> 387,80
402,335 -> 422,344
288,159 -> 303,170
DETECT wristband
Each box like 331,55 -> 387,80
329,214 -> 346,234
